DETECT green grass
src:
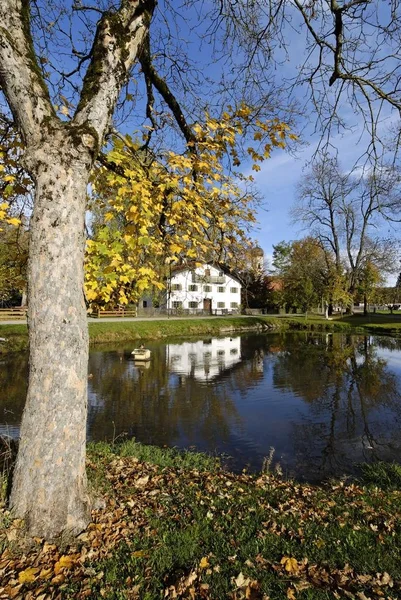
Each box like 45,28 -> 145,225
280,312 -> 401,337
84,444 -> 401,599
2,313 -> 401,356
0,324 -> 29,354
87,315 -> 275,344
0,317 -> 277,354
0,441 -> 401,600
88,439 -> 220,477
359,462 -> 401,490
2,442 -> 401,599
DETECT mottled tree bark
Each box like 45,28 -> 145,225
0,0 -> 155,538
10,136 -> 92,538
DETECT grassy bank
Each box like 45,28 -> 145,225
0,324 -> 29,354
1,441 -> 401,599
88,316 -> 275,345
0,317 -> 274,355
2,313 -> 401,355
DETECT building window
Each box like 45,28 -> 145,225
142,300 -> 148,308
230,287 -> 238,293
231,302 -> 239,308
218,286 -> 224,293
189,284 -> 198,291
171,283 -> 182,291
172,301 -> 182,308
217,302 -> 225,308
189,301 -> 198,308
204,285 -> 212,292
218,271 -> 224,276
205,268 -> 211,277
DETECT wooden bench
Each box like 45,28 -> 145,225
0,307 -> 27,320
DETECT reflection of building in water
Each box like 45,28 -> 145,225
166,336 -> 241,381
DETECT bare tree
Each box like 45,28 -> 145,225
294,155 -> 400,299
213,1 -> 401,165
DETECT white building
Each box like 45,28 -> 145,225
164,263 -> 242,315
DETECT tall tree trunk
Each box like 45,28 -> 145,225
346,284 -> 355,315
20,287 -> 27,307
10,142 -> 91,538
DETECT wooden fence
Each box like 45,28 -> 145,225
0,307 -> 136,320
90,308 -> 137,318
0,307 -> 27,320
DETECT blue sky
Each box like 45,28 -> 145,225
249,109 -> 400,278
249,129 -> 363,266
2,1 -> 399,281
210,1 -> 401,278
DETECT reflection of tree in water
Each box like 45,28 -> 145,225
0,353 -> 28,436
273,333 -> 401,479
87,342 -> 243,450
3,333 -> 401,477
370,336 -> 401,352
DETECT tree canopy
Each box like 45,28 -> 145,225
86,110 -> 293,308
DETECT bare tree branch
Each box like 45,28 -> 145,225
138,31 -> 197,147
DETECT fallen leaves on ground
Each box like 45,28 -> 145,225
0,453 -> 400,599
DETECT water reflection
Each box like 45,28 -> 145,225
166,337 -> 241,381
272,334 -> 401,479
1,333 -> 401,480
0,353 -> 27,438
87,339 -> 243,453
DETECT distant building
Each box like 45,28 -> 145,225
163,262 -> 242,315
268,277 -> 283,292
249,245 -> 264,274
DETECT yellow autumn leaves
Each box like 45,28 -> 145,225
85,105 -> 294,308
281,556 -> 299,573
0,202 -> 20,228
18,554 -> 77,585
0,126 -> 31,230
0,104 -> 294,308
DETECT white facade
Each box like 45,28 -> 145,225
165,264 -> 241,314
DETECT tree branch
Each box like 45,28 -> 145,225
138,32 -> 197,147
0,0 -> 56,144
73,0 -> 156,142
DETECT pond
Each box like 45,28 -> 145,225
1,332 -> 401,480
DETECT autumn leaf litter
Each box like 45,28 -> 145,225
0,451 -> 400,599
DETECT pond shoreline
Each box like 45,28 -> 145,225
1,314 -> 401,355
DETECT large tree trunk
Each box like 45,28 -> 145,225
0,0 -> 155,541
10,140 -> 91,539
